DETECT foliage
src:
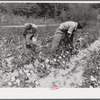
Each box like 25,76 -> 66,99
0,3 -> 98,22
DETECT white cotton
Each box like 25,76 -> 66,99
32,37 -> 37,44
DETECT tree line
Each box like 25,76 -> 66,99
0,3 -> 99,21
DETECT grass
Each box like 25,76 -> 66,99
0,13 -> 60,25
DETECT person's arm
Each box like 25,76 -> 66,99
67,25 -> 75,35
67,26 -> 75,48
65,32 -> 74,49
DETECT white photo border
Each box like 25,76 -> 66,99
0,1 -> 100,99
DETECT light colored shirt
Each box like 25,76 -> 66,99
59,21 -> 78,34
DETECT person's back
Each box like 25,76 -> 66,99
59,21 -> 78,32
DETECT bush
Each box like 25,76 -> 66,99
12,3 -> 40,19
60,4 -> 97,22
0,3 -> 98,24
91,4 -> 100,9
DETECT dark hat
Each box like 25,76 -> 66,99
24,23 -> 37,30
77,21 -> 86,29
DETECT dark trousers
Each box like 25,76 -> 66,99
51,29 -> 74,51
70,33 -> 74,43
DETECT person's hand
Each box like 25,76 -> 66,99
69,44 -> 74,51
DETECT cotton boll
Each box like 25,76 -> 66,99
8,82 -> 12,86
45,58 -> 50,63
32,37 -> 37,44
30,70 -> 33,74
62,55 -> 66,58
27,72 -> 31,77
53,58 -> 57,62
16,79 -> 20,86
63,61 -> 66,64
58,56 -> 62,59
11,77 -> 16,82
91,76 -> 96,81
35,81 -> 39,86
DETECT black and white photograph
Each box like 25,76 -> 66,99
0,1 -> 100,89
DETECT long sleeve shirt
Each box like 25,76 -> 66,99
59,21 -> 78,35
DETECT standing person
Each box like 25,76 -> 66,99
23,23 -> 38,53
51,21 -> 86,52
